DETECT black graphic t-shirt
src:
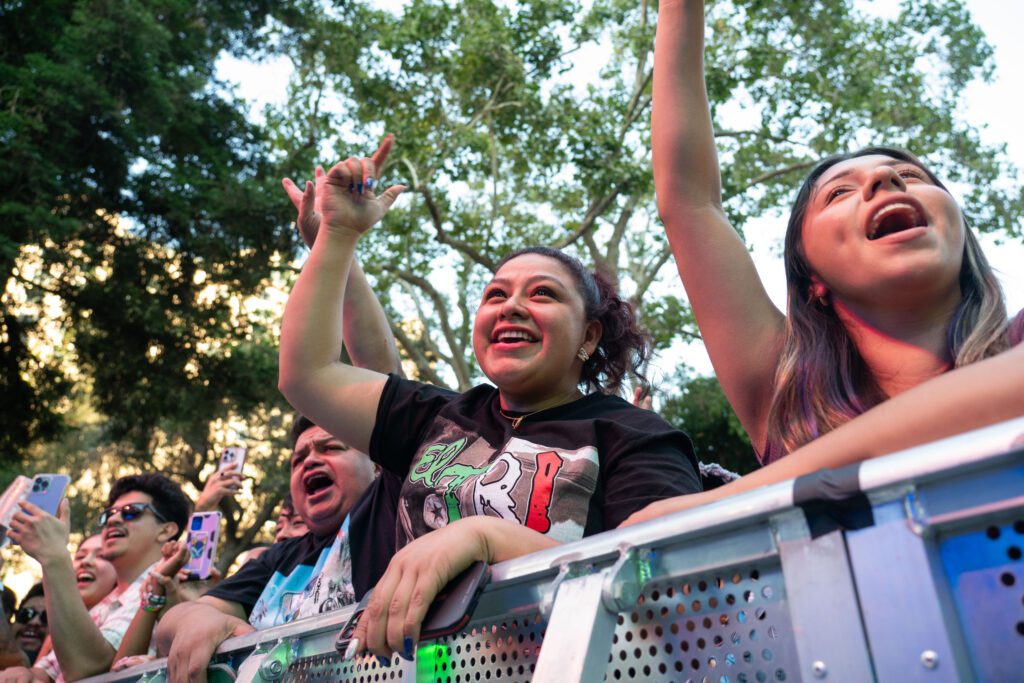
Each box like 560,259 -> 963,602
369,375 -> 701,549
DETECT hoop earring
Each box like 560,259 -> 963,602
576,347 -> 590,362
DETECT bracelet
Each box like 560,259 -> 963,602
140,591 -> 167,613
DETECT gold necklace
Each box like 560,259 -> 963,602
498,407 -> 545,430
498,390 -> 583,429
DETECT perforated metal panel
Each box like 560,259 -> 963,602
283,652 -> 403,682
939,516 -> 1024,683
417,613 -> 548,683
604,563 -> 798,683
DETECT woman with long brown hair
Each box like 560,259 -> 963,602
625,0 -> 1023,524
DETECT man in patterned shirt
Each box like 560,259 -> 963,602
1,474 -> 189,682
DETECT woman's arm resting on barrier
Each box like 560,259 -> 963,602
278,136 -> 405,453
653,0 -> 784,445
156,597 -> 253,683
622,342 -> 1024,524
346,517 -> 559,662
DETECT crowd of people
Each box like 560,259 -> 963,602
2,1 -> 1022,680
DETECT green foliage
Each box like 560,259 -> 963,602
1,0 -> 306,565
659,371 -> 756,475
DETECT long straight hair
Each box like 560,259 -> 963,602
765,147 -> 1009,456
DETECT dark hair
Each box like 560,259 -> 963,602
290,412 -> 316,449
281,492 -> 295,513
767,146 -> 1008,454
22,583 -> 44,604
107,473 -> 191,540
496,246 -> 651,395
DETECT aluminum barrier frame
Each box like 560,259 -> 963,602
82,417 -> 1024,683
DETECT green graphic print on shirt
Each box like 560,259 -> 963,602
397,417 -> 599,548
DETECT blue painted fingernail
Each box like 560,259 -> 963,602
357,182 -> 363,193
401,636 -> 414,661
348,182 -> 355,192
366,177 -> 376,190
376,655 -> 392,668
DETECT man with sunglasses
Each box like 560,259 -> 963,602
9,585 -> 48,666
1,473 -> 189,683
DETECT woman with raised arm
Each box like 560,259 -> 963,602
625,0 -> 1024,524
274,135 -> 700,662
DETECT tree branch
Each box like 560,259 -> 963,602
389,319 -> 447,388
729,160 -> 818,198
387,266 -> 472,389
557,179 -> 630,250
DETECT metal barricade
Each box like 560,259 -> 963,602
83,417 -> 1024,683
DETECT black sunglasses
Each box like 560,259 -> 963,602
97,502 -> 168,528
15,606 -> 46,626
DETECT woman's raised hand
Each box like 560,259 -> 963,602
320,135 -> 406,237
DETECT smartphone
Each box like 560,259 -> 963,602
25,474 -> 70,517
421,561 -> 490,638
0,476 -> 33,545
183,511 -> 222,580
335,561 -> 490,653
218,447 -> 247,475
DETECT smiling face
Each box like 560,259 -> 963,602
74,534 -> 117,608
798,153 -> 965,310
289,426 -> 377,537
472,253 -> 601,411
100,491 -> 176,572
12,595 -> 47,654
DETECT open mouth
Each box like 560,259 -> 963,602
302,471 -> 334,496
104,527 -> 127,541
76,570 -> 96,588
867,202 -> 927,240
491,329 -> 538,344
18,628 -> 44,642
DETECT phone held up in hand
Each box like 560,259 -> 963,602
25,474 -> 70,516
183,511 -> 222,581
218,447 -> 247,475
0,474 -> 70,547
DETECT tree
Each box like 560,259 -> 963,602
658,370 -> 755,476
0,0 -> 320,567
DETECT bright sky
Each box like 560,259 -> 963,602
216,0 -> 1023,377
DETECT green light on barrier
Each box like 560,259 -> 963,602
416,642 -> 451,681
637,551 -> 654,585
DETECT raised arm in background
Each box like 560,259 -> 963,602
282,165 -> 404,377
277,136 -> 406,456
4,501 -> 110,682
653,0 -> 784,448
